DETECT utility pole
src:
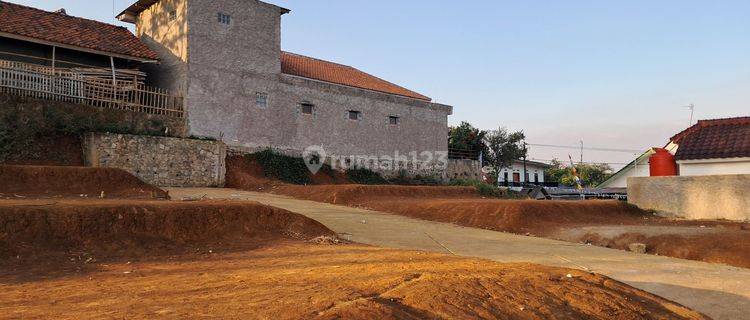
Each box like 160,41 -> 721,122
580,139 -> 584,164
522,142 -> 528,186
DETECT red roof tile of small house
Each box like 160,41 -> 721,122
281,52 -> 431,101
0,1 -> 158,61
670,116 -> 750,161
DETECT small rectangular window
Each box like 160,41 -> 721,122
301,102 -> 314,115
168,10 -> 177,21
388,116 -> 400,125
348,110 -> 362,121
255,92 -> 268,108
218,12 -> 231,25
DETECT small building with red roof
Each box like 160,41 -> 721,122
669,116 -> 750,176
600,116 -> 750,188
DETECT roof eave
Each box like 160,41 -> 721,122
117,0 -> 290,24
0,31 -> 159,63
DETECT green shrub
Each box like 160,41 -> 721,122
346,167 -> 388,185
248,148 -> 311,185
449,178 -> 503,197
388,170 -> 443,185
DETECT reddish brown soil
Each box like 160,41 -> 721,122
226,154 -> 481,202
225,154 -> 750,269
225,154 -> 350,187
0,165 -> 167,199
577,231 -> 750,268
0,233 -> 705,319
0,199 -> 334,261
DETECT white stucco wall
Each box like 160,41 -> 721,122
678,158 -> 750,176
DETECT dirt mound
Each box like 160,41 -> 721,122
1,242 -> 706,319
225,154 -> 349,188
277,184 -> 481,204
226,154 -> 481,201
577,231 -> 750,268
290,196 -> 648,234
0,165 -> 167,199
0,200 -> 335,259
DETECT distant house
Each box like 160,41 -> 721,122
669,117 -> 750,176
599,116 -> 750,188
497,160 -> 551,186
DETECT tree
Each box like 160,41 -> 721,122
448,121 -> 488,160
448,121 -> 487,151
544,159 -> 613,188
484,128 -> 527,179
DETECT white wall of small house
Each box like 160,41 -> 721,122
497,162 -> 546,183
677,158 -> 750,176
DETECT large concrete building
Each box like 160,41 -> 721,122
117,0 -> 452,161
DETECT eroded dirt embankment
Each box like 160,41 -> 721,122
0,165 -> 168,199
0,200 -> 335,260
226,158 -> 750,269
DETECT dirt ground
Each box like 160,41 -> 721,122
0,198 -> 706,319
225,162 -> 750,269
0,165 -> 168,199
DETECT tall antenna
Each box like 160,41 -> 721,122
684,104 -> 695,126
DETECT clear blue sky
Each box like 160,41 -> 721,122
8,0 -> 750,168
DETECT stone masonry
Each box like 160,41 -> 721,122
84,133 -> 226,187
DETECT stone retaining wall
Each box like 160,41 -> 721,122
84,133 -> 226,187
628,174 -> 750,221
445,159 -> 483,181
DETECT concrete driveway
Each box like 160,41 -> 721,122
167,188 -> 750,320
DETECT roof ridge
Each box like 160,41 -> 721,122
696,116 -> 750,126
282,51 -> 358,71
671,115 -> 750,142
281,51 -> 431,101
0,0 -> 127,30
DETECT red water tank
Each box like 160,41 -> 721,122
649,148 -> 678,176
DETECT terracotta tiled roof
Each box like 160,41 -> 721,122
0,1 -> 158,61
281,52 -> 431,101
671,116 -> 750,161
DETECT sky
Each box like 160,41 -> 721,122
8,0 -> 749,169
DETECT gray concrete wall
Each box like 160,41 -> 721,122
628,174 -> 750,221
84,133 -> 226,187
136,0 -> 452,174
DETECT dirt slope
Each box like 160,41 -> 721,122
225,154 -> 481,201
0,200 -> 334,259
0,165 -> 167,199
0,241 -> 706,320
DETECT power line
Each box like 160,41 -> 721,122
526,143 -> 642,154
529,158 -> 631,166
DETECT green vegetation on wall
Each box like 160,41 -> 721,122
0,95 -> 181,164
247,148 -> 311,185
345,167 -> 388,185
